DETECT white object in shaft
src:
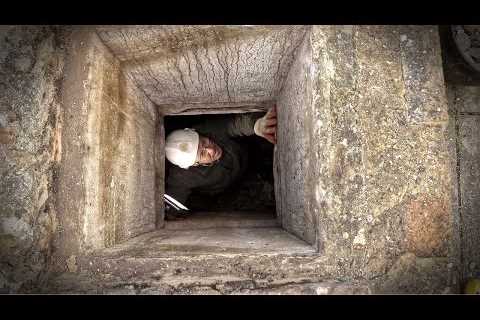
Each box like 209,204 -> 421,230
164,194 -> 189,211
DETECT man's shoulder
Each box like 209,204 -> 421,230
168,164 -> 208,182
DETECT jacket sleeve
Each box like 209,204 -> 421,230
193,113 -> 262,139
165,170 -> 193,208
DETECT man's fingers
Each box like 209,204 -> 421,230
264,133 -> 275,144
265,118 -> 277,126
267,108 -> 277,119
263,127 -> 276,134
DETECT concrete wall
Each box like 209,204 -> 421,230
275,31 -> 316,245
0,26 -> 67,292
116,74 -> 158,239
303,26 -> 456,291
54,28 -> 157,268
96,26 -> 307,108
450,85 -> 480,281
1,25 -> 464,293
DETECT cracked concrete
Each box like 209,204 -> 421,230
0,25 -> 473,294
97,26 -> 308,108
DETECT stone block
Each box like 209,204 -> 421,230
305,25 -> 453,279
0,25 -> 67,293
55,27 -> 158,258
275,27 -> 315,245
459,115 -> 480,277
98,26 -> 308,107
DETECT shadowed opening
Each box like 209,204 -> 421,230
163,112 -> 276,223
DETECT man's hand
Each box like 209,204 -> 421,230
254,105 -> 277,144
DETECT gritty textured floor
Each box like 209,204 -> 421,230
164,211 -> 279,230
90,227 -> 316,258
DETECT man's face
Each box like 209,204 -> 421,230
195,135 -> 223,165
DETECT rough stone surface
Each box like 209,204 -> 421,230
1,25 -> 461,294
458,115 -> 480,279
304,26 -> 454,281
275,32 -> 316,245
0,26 -> 68,292
97,26 -> 308,108
453,86 -> 480,280
164,212 -> 279,230
42,229 -> 450,294
154,116 -> 165,228
54,27 -> 158,267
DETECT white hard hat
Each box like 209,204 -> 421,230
165,128 -> 199,169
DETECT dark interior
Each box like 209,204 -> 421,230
164,113 -> 276,214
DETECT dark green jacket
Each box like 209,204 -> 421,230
165,114 -> 261,207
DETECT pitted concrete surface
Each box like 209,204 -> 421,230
54,27 -> 158,260
0,26 -> 69,292
87,227 -> 316,257
164,211 -> 279,230
302,26 -> 454,278
1,25 -> 470,294
448,84 -> 480,281
97,26 -> 308,108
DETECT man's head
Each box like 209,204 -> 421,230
196,135 -> 222,165
165,129 -> 222,169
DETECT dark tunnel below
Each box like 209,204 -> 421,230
164,113 -> 276,216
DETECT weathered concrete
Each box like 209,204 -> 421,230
449,85 -> 480,281
54,27 -> 158,269
45,270 -> 373,295
299,26 -> 455,284
458,115 -> 480,279
1,25 -> 462,294
154,115 -> 165,228
0,26 -> 68,292
97,26 -> 308,109
273,26 -> 457,289
275,32 -> 316,245
164,212 -> 279,230
80,227 -> 316,257
42,228 -> 452,294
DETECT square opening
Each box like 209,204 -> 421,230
142,107 -> 316,255
162,112 -> 278,230
55,26 -> 319,257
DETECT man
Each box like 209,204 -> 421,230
164,105 -> 277,220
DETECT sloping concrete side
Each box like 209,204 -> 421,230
114,74 -> 158,241
275,30 -> 316,245
451,86 -> 480,281
0,26 -> 68,292
154,116 -> 165,228
97,26 -> 308,107
54,28 -> 157,268
459,115 -> 480,278
306,26 -> 456,291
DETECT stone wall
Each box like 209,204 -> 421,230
0,26 -> 67,292
275,31 -> 316,245
96,26 -> 307,108
449,85 -> 480,282
53,27 -> 158,271
304,26 -> 457,292
0,25 -> 463,294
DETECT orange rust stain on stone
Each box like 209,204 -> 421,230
405,195 -> 450,257
0,127 -> 15,144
